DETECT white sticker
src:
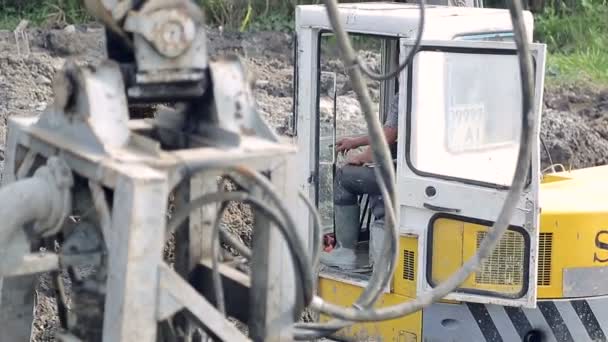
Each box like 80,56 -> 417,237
446,103 -> 486,153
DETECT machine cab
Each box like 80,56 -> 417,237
293,3 -> 546,308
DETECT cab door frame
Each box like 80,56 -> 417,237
395,39 -> 546,308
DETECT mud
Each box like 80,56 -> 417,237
542,86 -> 608,169
0,23 -> 606,342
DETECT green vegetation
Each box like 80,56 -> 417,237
198,0 -> 301,32
0,0 -> 90,29
0,0 -> 316,32
534,1 -> 608,86
0,0 -> 606,86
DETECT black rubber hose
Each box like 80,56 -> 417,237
358,0 -> 425,81
167,189 -> 313,313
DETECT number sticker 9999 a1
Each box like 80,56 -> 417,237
446,103 -> 486,153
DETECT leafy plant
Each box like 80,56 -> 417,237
535,0 -> 608,86
0,0 -> 90,29
249,13 -> 294,32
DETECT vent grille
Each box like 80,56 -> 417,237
475,231 -> 524,286
403,250 -> 415,281
538,232 -> 553,286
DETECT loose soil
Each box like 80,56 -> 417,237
0,23 -> 606,342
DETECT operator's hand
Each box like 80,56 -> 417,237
336,137 -> 359,153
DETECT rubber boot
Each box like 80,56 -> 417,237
320,204 -> 361,269
369,219 -> 385,267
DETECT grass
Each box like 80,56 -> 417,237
534,1 -> 608,86
0,0 -> 90,30
545,48 -> 608,86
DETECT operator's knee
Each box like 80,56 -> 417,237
334,165 -> 359,205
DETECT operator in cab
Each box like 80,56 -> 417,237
320,94 -> 399,270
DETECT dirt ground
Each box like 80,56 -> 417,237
0,24 -> 607,341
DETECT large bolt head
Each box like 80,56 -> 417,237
153,10 -> 196,58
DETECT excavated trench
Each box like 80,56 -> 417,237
0,24 -> 607,341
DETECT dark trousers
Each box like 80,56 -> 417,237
334,165 -> 381,205
334,165 -> 386,220
334,143 -> 397,219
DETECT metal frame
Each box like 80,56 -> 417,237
0,1 -> 303,341
0,56 -> 298,341
295,3 -> 534,39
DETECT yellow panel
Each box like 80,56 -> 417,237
431,217 -> 526,296
318,278 -> 422,341
393,234 -> 419,298
541,173 -> 572,184
537,212 -> 608,298
431,219 -> 463,283
536,165 -> 608,298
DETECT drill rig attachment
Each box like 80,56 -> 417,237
0,1 -> 302,341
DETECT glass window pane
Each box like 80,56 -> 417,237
408,51 -> 522,187
317,33 -> 386,234
318,71 -> 337,232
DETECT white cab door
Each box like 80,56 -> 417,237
396,39 -> 546,307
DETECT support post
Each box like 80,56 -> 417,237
249,153 -> 298,342
190,171 -> 220,264
101,166 -> 169,342
0,129 -> 42,342
0,274 -> 37,341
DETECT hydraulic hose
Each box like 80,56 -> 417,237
318,1 -> 397,205
301,0 -> 536,324
0,157 -> 73,290
220,227 -> 252,259
209,193 -> 317,320
172,165 -> 317,315
298,190 -> 323,269
294,165 -> 397,338
167,188 -> 314,313
358,0 -> 425,81
220,175 -> 323,269
0,157 -> 73,255
293,0 -> 402,337
211,202 -> 230,316
229,166 -> 315,313
321,0 -> 400,298
0,177 -> 55,253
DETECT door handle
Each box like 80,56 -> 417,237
423,203 -> 461,214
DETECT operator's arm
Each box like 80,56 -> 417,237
337,126 -> 397,150
336,135 -> 370,152
344,96 -> 399,164
384,126 -> 398,144
346,127 -> 395,165
337,96 -> 400,153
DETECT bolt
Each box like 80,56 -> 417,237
162,21 -> 184,46
152,11 -> 196,58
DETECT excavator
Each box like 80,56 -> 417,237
293,2 -> 608,341
0,0 -> 606,342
